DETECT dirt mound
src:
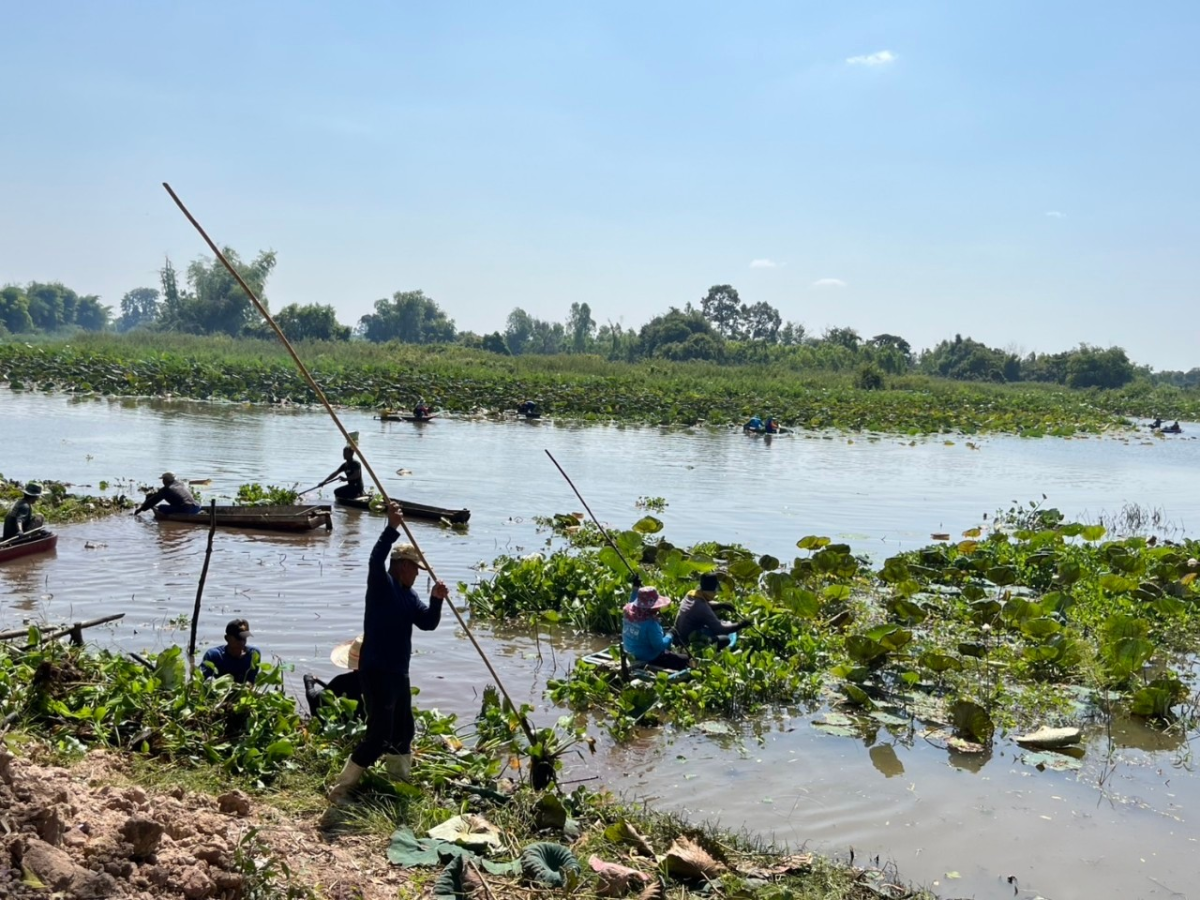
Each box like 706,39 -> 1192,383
0,744 -> 409,899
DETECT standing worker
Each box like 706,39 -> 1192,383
327,502 -> 448,802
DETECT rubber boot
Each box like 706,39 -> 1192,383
326,759 -> 365,804
382,753 -> 412,782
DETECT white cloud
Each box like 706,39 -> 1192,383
811,278 -> 847,289
1045,210 -> 1066,218
846,50 -> 896,67
749,259 -> 778,269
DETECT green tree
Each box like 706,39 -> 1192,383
868,333 -> 912,361
700,285 -> 744,339
358,290 -> 456,343
822,326 -> 862,352
275,303 -> 350,342
25,282 -> 74,331
639,308 -> 721,359
73,295 -> 111,331
481,331 -> 511,355
742,301 -> 782,342
1065,345 -> 1134,389
117,287 -> 160,332
504,308 -> 536,355
158,249 -> 277,335
567,302 -> 596,353
779,321 -> 806,346
0,286 -> 34,334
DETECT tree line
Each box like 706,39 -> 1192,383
4,253 -> 1196,392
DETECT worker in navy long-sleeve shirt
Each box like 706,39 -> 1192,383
327,502 -> 447,802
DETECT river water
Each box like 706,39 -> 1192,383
2,391 -> 1198,900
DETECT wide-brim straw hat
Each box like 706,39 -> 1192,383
390,543 -> 428,569
330,634 -> 363,669
631,586 -> 671,611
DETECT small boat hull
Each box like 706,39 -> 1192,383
375,413 -> 437,423
0,532 -> 58,564
335,496 -> 470,525
152,505 -> 333,532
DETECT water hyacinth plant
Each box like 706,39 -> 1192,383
463,509 -> 1200,745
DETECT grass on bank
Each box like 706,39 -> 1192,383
0,637 -> 935,900
4,332 -> 1198,433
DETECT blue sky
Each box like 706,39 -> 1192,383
2,1 -> 1197,370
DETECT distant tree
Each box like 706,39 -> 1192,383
117,287 -> 160,332
0,286 -> 34,334
25,282 -> 74,331
157,249 -> 277,336
504,308 -> 536,355
779,321 -> 806,346
358,290 -> 456,344
639,308 -> 721,359
1065,345 -> 1134,389
275,303 -> 350,342
822,326 -> 862,352
567,301 -> 596,353
868,333 -> 912,361
659,331 -> 724,361
700,285 -> 744,339
73,295 -> 111,331
743,301 -> 782,342
481,331 -> 511,355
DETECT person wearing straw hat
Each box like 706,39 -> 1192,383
2,482 -> 46,541
327,502 -> 448,802
303,636 -> 365,719
133,472 -> 202,516
317,442 -> 365,501
622,586 -> 688,671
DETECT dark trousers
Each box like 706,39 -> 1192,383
334,483 -> 363,500
350,668 -> 413,767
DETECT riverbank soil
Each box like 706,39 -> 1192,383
0,745 -> 410,899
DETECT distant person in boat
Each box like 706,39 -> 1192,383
622,586 -> 688,670
413,400 -> 434,420
1150,417 -> 1163,429
1165,421 -> 1183,434
744,416 -> 764,433
327,502 -> 449,802
765,417 -> 780,434
303,634 -> 365,719
3,482 -> 46,541
133,472 -> 202,516
518,399 -> 539,418
675,572 -> 748,648
319,446 -> 365,500
201,618 -> 261,684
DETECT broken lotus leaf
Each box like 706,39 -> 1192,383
428,814 -> 503,854
664,836 -> 726,881
603,820 -> 656,858
589,855 -> 652,896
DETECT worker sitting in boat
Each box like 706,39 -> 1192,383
303,634 -> 365,719
518,399 -> 539,418
675,573 -> 748,649
133,472 -> 202,516
764,417 -> 780,434
2,482 -> 46,541
201,618 -> 261,684
622,586 -> 688,671
743,416 -> 764,433
413,400 -> 434,420
319,446 -> 365,500
1150,417 -> 1163,429
1164,421 -> 1183,434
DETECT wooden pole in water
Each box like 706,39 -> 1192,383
187,500 -> 218,666
160,183 -> 535,743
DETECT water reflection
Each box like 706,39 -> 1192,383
868,743 -> 905,778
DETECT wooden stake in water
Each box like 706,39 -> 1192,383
187,500 -> 218,668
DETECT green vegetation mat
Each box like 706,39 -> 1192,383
462,505 -> 1200,747
3,333 -> 1192,433
1,475 -> 133,525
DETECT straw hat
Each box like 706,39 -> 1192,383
630,586 -> 670,611
330,635 -> 363,669
390,543 -> 428,569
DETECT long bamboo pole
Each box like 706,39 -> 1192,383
161,183 -> 535,744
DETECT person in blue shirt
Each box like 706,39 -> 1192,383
743,416 -> 764,433
201,618 -> 261,683
327,503 -> 448,802
622,586 -> 688,670
765,417 -> 780,434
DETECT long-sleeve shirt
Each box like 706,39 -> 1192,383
3,499 -> 36,540
359,525 -> 443,674
139,481 -> 199,513
200,645 -> 261,683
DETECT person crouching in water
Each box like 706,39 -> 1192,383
622,586 -> 688,670
327,502 -> 448,802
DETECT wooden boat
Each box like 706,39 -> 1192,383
0,532 -> 58,564
335,495 -> 470,525
152,504 -> 333,532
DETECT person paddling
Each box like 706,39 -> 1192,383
317,445 -> 365,500
2,482 -> 46,541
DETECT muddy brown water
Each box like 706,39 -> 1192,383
2,392 -> 1198,900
